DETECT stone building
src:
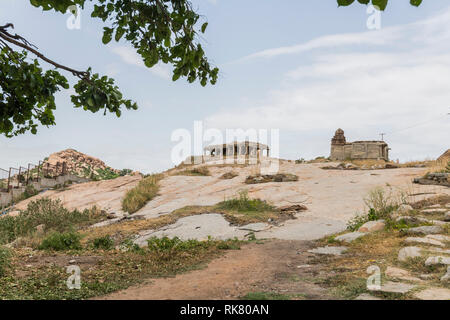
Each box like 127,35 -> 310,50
203,141 -> 270,159
330,129 -> 389,161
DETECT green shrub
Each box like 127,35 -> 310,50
120,238 -> 143,253
93,168 -> 120,181
119,169 -> 133,176
38,232 -> 82,251
217,190 -> 273,212
92,235 -> 114,250
147,236 -> 207,252
0,198 -> 104,245
0,246 -> 11,277
122,174 -> 161,214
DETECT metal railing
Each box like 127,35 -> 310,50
0,161 -> 68,192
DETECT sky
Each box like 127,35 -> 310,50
0,0 -> 449,173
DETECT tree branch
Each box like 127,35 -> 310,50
0,23 -> 88,79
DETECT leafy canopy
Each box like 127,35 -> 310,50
0,0 -> 218,137
0,0 -> 424,137
336,0 -> 423,11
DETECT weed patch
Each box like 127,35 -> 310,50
122,174 -> 162,214
0,198 -> 105,245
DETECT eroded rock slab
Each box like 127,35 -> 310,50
238,223 -> 271,232
426,234 -> 450,242
308,246 -> 348,256
398,247 -> 422,262
414,288 -> 450,300
354,293 -> 382,300
404,237 -> 444,247
425,256 -> 450,266
375,281 -> 416,294
385,266 -> 423,282
405,226 -> 443,235
335,232 -> 366,243
421,208 -> 448,214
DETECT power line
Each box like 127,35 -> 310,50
382,112 -> 448,138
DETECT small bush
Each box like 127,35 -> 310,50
92,168 -> 120,181
363,187 -> 399,219
122,174 -> 161,214
220,172 -> 238,180
175,167 -> 210,176
119,169 -> 133,176
347,187 -> 402,231
38,232 -> 82,251
92,235 -> 114,250
120,238 -> 143,253
217,190 -> 273,212
147,236 -> 207,252
0,198 -> 105,245
0,246 -> 11,277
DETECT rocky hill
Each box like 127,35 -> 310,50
437,149 -> 450,162
43,149 -> 126,180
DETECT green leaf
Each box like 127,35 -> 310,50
102,27 -> 113,44
115,27 -> 125,42
337,0 -> 355,6
410,0 -> 422,7
201,22 -> 208,33
372,0 -> 388,10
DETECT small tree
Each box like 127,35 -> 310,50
0,0 -> 218,137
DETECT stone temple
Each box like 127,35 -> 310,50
203,141 -> 270,159
330,129 -> 390,161
184,141 -> 270,165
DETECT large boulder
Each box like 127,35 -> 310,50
398,246 -> 422,262
425,256 -> 450,266
358,220 -> 385,233
404,226 -> 443,235
397,204 -> 413,215
335,231 -> 366,243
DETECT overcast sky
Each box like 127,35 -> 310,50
0,0 -> 449,173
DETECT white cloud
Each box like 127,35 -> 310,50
206,8 -> 450,161
111,46 -> 171,80
237,7 -> 450,62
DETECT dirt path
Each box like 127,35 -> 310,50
98,240 -> 334,300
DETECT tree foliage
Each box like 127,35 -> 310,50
0,0 -> 218,137
0,0 -> 425,137
337,0 -> 422,11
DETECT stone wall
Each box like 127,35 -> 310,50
0,174 -> 89,208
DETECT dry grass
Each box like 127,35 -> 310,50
172,166 -> 211,176
426,159 -> 449,174
220,171 -> 239,179
316,194 -> 450,299
121,174 -> 162,214
410,194 -> 450,210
